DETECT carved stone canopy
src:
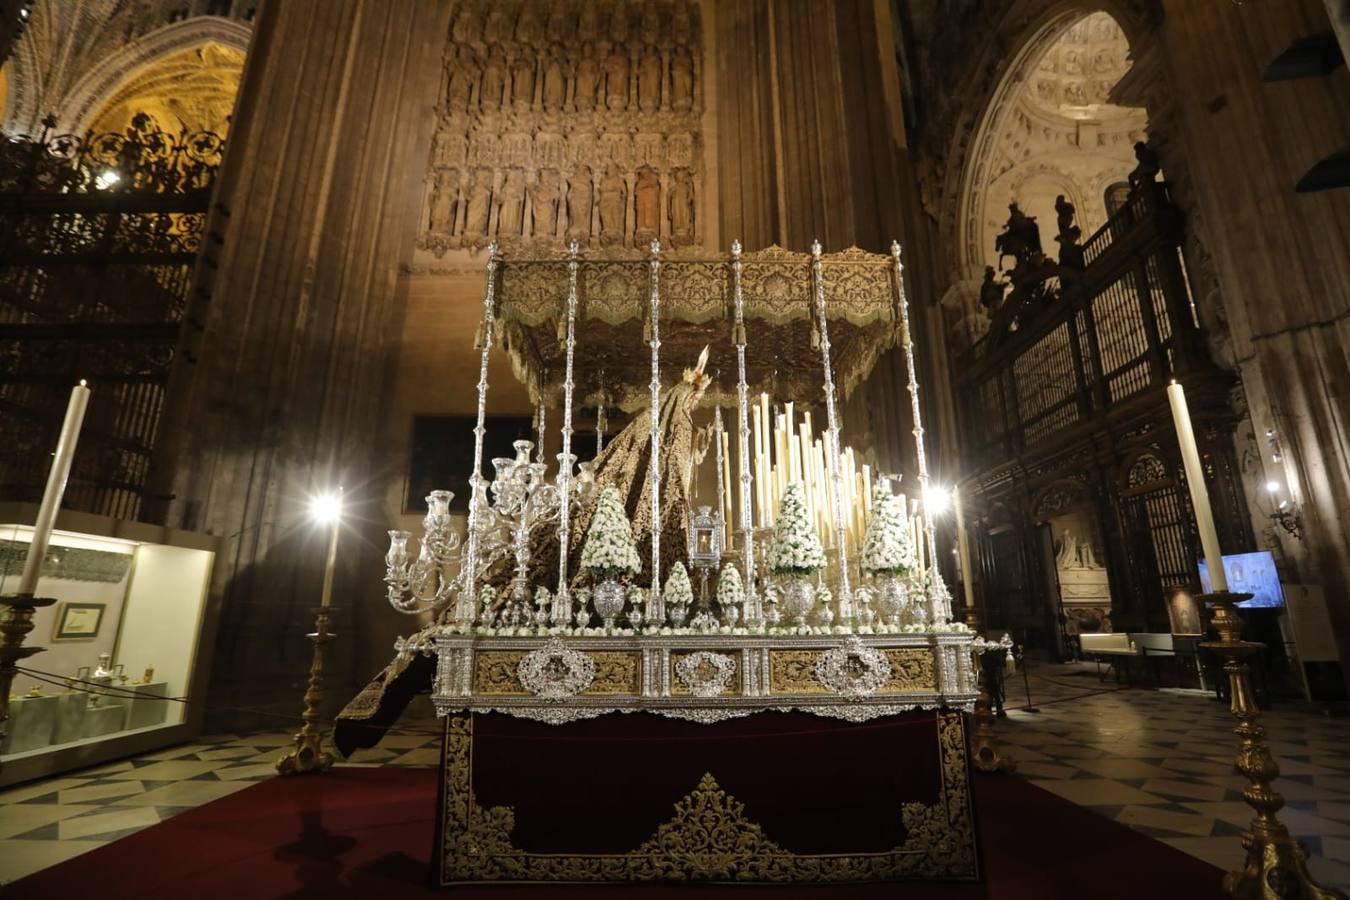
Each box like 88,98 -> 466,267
493,245 -> 904,409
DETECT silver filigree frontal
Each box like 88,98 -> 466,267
674,650 -> 738,698
516,638 -> 596,701
815,636 -> 892,699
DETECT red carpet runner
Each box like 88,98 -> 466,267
9,767 -> 1224,899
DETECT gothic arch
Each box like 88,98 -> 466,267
931,0 -> 1155,287
1,21 -> 45,133
1031,478 -> 1090,522
1118,447 -> 1174,493
49,17 -> 251,134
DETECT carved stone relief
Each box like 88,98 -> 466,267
420,0 -> 705,257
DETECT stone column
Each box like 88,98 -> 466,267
150,0 -> 450,730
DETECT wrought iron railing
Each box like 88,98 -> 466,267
956,181 -> 1203,469
0,117 -> 223,520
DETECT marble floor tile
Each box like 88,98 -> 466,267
112,781 -> 252,808
0,778 -> 93,805
56,781 -> 146,804
1032,778 -> 1165,807
0,804 -> 100,839
0,839 -> 106,884
210,763 -> 279,781
101,760 -> 223,781
1114,805 -> 1219,838
1071,758 -> 1180,780
137,744 -> 211,761
192,747 -> 257,762
58,807 -> 161,841
1014,760 -> 1083,780
1138,778 -> 1231,802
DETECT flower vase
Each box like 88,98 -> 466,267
781,577 -> 816,626
628,606 -> 644,629
815,600 -> 835,628
722,603 -> 740,627
669,604 -> 689,627
593,579 -> 625,629
876,575 -> 908,625
764,601 -> 782,627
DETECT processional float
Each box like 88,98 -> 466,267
381,239 -> 980,723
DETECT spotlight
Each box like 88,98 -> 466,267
310,491 -> 343,524
925,485 -> 951,515
1265,480 -> 1280,494
94,169 -> 121,190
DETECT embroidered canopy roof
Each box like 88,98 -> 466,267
492,244 -> 904,411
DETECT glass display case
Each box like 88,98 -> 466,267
0,507 -> 219,785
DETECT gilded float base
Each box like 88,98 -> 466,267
437,709 -> 979,884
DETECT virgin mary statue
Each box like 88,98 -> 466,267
562,346 -> 711,585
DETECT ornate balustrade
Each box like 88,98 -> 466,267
957,181 -> 1206,468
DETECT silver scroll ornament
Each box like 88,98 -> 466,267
674,650 -> 738,698
814,636 -> 892,700
516,638 -> 597,701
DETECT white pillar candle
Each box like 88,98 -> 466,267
721,428 -> 734,548
18,382 -> 91,596
319,486 -> 344,608
954,486 -> 975,612
798,423 -> 815,516
1167,381 -> 1228,592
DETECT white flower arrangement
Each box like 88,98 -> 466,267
766,482 -> 827,576
664,562 -> 695,609
533,586 -> 552,609
626,584 -> 646,612
579,485 -> 642,581
714,563 -> 744,609
861,486 -> 916,577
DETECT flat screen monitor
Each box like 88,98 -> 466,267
1198,550 -> 1284,608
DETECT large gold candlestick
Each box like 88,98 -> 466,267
1201,591 -> 1346,900
278,490 -> 343,776
1,594 -> 58,763
276,605 -> 336,775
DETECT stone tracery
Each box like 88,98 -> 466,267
419,0 -> 704,257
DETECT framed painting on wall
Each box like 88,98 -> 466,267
53,602 -> 106,640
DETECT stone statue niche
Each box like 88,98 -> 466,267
634,165 -> 660,241
417,0 -> 705,257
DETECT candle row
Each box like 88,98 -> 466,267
725,393 -> 874,554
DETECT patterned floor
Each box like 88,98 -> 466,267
1000,660 -> 1350,890
1,661 -> 1347,889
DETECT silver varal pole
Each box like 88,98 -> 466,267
596,372 -> 607,456
891,241 -> 949,623
811,240 -> 853,619
460,243 -> 500,625
553,241 -> 581,624
730,240 -> 758,622
646,239 -> 664,623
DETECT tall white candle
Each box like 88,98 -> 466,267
1167,381 -> 1228,592
18,382 -> 91,596
954,486 -> 975,612
319,486 -> 344,608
